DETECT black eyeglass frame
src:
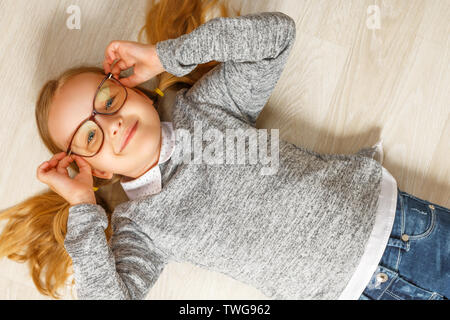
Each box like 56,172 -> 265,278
65,72 -> 128,158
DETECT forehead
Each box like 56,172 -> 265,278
48,72 -> 105,150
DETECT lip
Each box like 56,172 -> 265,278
120,120 -> 138,152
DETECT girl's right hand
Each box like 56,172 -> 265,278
36,152 -> 96,206
102,40 -> 166,88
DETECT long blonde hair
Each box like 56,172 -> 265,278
0,0 -> 240,299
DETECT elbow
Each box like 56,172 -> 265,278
285,14 -> 297,44
276,12 -> 297,43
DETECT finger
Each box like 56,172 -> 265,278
118,73 -> 141,88
103,55 -> 119,75
48,152 -> 67,167
51,152 -> 66,160
105,40 -> 121,65
37,161 -> 55,183
104,41 -> 121,75
72,155 -> 92,175
56,156 -> 73,175
104,58 -> 118,76
111,59 -> 128,78
39,161 -> 49,169
110,63 -> 120,79
37,161 -> 49,180
103,58 -> 111,74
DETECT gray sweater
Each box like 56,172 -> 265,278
64,12 -> 382,300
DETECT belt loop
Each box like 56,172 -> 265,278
387,237 -> 410,251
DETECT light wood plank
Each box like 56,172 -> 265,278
0,0 -> 448,300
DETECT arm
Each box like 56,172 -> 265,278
155,11 -> 297,126
64,203 -> 169,300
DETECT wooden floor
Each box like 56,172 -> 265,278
0,0 -> 448,299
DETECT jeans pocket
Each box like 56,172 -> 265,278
400,191 -> 437,240
362,265 -> 446,300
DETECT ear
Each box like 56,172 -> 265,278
91,168 -> 114,180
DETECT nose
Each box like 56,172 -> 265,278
97,113 -> 123,142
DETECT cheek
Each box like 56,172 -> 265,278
84,157 -> 105,172
137,119 -> 160,148
86,152 -> 118,173
138,104 -> 160,132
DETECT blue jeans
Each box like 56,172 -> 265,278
359,188 -> 450,300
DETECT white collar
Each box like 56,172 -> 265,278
119,121 -> 175,199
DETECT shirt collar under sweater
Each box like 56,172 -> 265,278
120,121 -> 175,200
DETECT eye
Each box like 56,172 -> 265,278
87,129 -> 96,145
105,96 -> 116,110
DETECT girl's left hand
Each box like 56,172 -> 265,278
102,40 -> 166,88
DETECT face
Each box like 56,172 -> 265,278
48,72 -> 161,180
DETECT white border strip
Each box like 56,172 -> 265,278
338,166 -> 398,300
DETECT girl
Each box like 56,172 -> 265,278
1,0 -> 449,300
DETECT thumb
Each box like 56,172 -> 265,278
118,73 -> 142,88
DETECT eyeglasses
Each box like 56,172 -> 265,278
66,72 -> 128,157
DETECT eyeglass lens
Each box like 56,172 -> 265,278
69,78 -> 126,157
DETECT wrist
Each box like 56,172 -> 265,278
149,44 -> 165,75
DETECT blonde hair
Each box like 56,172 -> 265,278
0,0 -> 240,299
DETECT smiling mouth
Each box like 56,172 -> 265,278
120,120 -> 138,152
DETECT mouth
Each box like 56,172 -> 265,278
120,120 -> 138,152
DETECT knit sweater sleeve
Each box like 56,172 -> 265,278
64,203 -> 169,299
155,11 -> 296,126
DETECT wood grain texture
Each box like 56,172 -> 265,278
0,0 -> 448,299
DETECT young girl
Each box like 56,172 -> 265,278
1,0 -> 449,300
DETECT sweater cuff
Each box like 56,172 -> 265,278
156,39 -> 197,78
65,203 -> 108,243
